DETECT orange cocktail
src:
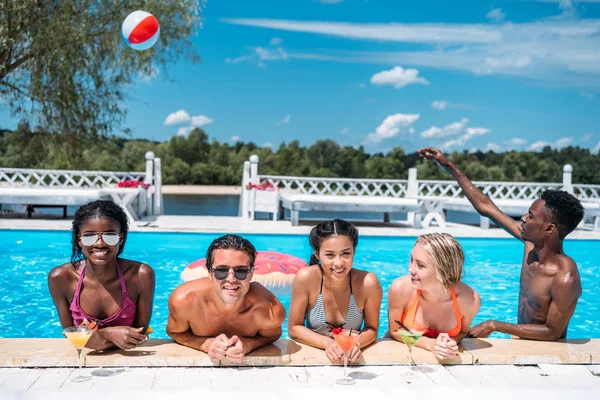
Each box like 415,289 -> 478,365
331,328 -> 360,385
63,326 -> 93,383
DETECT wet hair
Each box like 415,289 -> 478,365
71,200 -> 129,267
541,190 -> 584,240
205,234 -> 257,270
415,233 -> 464,289
308,219 -> 359,265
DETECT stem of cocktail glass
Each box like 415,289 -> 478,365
77,348 -> 83,378
343,352 -> 349,380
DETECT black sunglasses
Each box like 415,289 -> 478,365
210,266 -> 253,281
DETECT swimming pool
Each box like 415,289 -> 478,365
1,230 -> 598,339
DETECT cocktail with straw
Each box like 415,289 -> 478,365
331,328 -> 359,385
395,319 -> 424,370
63,326 -> 93,382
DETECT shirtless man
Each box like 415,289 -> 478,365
167,234 -> 286,362
419,147 -> 584,341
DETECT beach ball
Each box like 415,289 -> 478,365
122,10 -> 160,51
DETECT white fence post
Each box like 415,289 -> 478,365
240,160 -> 251,219
145,151 -> 155,216
250,154 -> 259,185
407,167 -> 418,225
153,158 -> 163,215
563,164 -> 573,194
247,155 -> 259,220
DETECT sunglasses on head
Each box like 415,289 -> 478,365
209,266 -> 253,281
80,232 -> 120,247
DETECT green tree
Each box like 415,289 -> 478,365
0,0 -> 204,136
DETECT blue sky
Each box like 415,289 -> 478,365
1,0 -> 600,154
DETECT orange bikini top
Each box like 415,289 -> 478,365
400,287 -> 462,338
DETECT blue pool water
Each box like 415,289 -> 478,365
1,230 -> 598,339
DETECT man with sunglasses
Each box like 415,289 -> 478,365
167,234 -> 286,363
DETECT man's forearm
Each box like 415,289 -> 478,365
169,330 -> 214,352
494,321 -> 563,341
240,334 -> 281,354
447,163 -> 494,215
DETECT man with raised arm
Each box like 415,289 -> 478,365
167,234 -> 286,363
419,147 -> 584,341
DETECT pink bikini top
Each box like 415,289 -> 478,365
69,261 -> 137,328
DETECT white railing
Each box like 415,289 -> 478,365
260,175 -> 410,197
417,180 -> 565,200
240,155 -> 600,222
0,151 -> 164,217
0,168 -> 145,188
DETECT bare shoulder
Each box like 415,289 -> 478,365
119,258 -> 154,278
351,268 -> 382,291
388,275 -> 413,297
249,282 -> 286,327
454,282 -> 481,313
168,278 -> 211,309
292,265 -> 322,287
554,255 -> 581,294
48,262 -> 77,284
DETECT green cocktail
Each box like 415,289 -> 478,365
398,331 -> 424,351
397,330 -> 424,370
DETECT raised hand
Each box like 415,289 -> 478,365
418,147 -> 452,172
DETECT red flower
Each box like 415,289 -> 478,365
118,180 -> 150,189
331,327 -> 344,335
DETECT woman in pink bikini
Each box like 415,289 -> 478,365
48,200 -> 155,350
387,233 -> 480,359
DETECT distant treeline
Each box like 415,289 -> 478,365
1,124 -> 599,185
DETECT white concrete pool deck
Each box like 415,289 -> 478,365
1,364 -> 599,398
2,215 -> 600,239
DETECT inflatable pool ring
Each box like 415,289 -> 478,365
181,251 -> 307,288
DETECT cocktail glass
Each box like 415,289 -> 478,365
397,329 -> 424,371
332,329 -> 359,385
63,326 -> 93,382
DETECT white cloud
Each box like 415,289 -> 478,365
364,113 -> 420,144
487,8 -> 506,23
263,142 -> 273,148
420,118 -> 469,138
409,128 -> 415,134
222,18 -> 600,87
276,115 -> 291,127
177,126 -> 193,136
432,100 -> 449,110
226,42 -> 288,67
555,136 -> 574,147
339,127 -> 349,134
593,141 -> 600,154
164,110 -> 191,126
230,136 -> 241,142
431,100 -> 476,110
485,143 -> 502,152
527,136 -> 573,151
370,66 -> 429,88
582,133 -> 593,141
441,127 -> 490,150
191,115 -> 214,127
505,138 -> 528,148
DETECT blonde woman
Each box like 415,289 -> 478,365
388,233 -> 480,359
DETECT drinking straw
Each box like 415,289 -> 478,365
394,319 -> 414,334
